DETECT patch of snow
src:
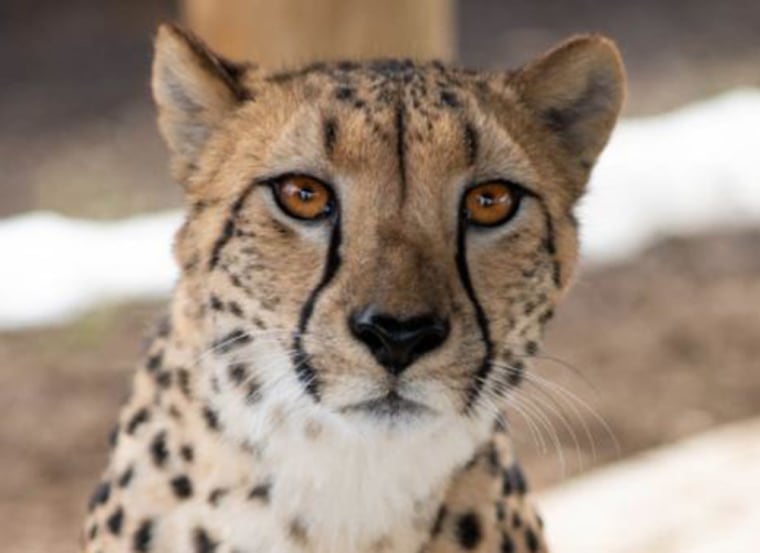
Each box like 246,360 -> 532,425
1,89 -> 759,328
580,88 -> 760,262
0,210 -> 182,329
538,417 -> 760,553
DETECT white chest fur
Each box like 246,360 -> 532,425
206,350 -> 491,553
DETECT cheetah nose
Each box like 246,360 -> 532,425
349,307 -> 450,376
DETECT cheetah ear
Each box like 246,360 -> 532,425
152,23 -> 251,182
513,35 -> 625,171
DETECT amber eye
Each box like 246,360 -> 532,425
463,181 -> 521,227
272,175 -> 335,220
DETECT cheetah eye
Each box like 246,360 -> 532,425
463,181 -> 522,227
271,175 -> 335,221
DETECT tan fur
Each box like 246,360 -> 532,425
83,24 -> 624,553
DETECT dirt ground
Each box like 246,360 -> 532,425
1,229 -> 758,553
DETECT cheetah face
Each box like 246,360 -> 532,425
154,27 -> 623,430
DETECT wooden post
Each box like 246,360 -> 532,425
182,0 -> 454,68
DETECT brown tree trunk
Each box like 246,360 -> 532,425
182,0 -> 454,68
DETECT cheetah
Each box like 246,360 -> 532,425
83,24 -> 624,553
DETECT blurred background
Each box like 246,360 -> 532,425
1,1 -> 759,552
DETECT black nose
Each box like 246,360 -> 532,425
349,308 -> 450,376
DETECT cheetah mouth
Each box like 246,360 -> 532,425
339,390 -> 432,420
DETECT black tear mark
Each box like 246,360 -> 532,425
291,213 -> 342,400
324,118 -> 338,157
456,211 -> 495,413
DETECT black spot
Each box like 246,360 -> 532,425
440,89 -> 460,108
177,368 -> 192,397
487,442 -> 500,473
502,468 -> 513,496
126,408 -> 151,435
118,465 -> 134,488
150,431 -> 169,468
146,352 -> 163,372
245,380 -> 262,404
525,341 -> 539,356
208,487 -> 228,506
180,445 -> 194,463
202,406 -> 220,431
88,523 -> 98,540
289,518 -> 308,544
512,463 -> 528,495
193,527 -> 218,553
337,60 -> 359,71
209,295 -> 225,311
88,481 -> 111,510
500,532 -> 515,553
538,308 -> 555,325
171,475 -> 194,499
512,512 -> 523,528
431,505 -> 447,536
324,118 -> 338,156
227,301 -> 243,317
525,527 -> 540,552
133,519 -> 153,552
107,506 -> 124,535
248,481 -> 271,502
506,360 -> 525,387
211,328 -> 252,354
156,370 -> 172,388
108,424 -> 120,448
456,512 -> 483,549
228,363 -> 248,386
464,124 -> 479,166
335,86 -> 354,101
496,501 -> 507,522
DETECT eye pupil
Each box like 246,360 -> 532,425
479,193 -> 495,207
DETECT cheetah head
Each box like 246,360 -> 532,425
153,25 -> 624,436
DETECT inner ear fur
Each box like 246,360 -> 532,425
513,34 -> 625,172
152,23 -> 251,182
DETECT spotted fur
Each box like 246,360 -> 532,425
83,23 -> 624,553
